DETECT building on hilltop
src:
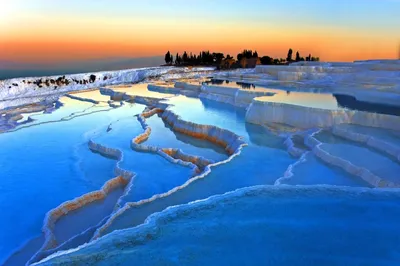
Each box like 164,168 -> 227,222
239,57 -> 261,68
220,58 -> 237,69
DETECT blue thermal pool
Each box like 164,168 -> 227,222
38,186 -> 400,266
0,76 -> 399,265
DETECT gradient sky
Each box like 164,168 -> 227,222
1,0 -> 399,64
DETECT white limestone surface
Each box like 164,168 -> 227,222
332,125 -> 400,162
0,67 -> 214,101
246,98 -> 400,131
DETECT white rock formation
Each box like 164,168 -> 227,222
332,125 -> 400,162
246,98 -> 400,131
0,67 -> 214,101
210,60 -> 400,106
304,132 -> 399,188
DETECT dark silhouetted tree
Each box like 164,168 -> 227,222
182,51 -> 188,63
165,51 -> 171,64
260,56 -> 273,65
295,51 -> 301,62
213,53 -> 225,64
253,51 -> 258,57
287,49 -> 293,62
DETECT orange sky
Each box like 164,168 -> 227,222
1,0 -> 399,64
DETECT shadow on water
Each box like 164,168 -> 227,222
200,97 -> 246,120
334,94 -> 400,116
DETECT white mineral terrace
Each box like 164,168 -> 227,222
1,61 -> 400,265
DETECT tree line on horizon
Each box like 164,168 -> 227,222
164,49 -> 320,68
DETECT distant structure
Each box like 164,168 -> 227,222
221,58 -> 236,69
239,57 -> 261,68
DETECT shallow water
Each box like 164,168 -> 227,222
283,153 -> 371,187
204,79 -> 340,110
335,124 -> 400,147
111,83 -> 175,98
204,78 -> 400,115
38,186 -> 400,266
315,130 -> 400,183
0,103 -> 122,261
145,114 -> 228,161
1,77 -> 399,265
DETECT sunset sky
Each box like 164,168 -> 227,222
1,0 -> 399,65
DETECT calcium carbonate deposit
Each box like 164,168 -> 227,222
1,61 -> 400,266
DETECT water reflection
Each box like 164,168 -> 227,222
236,82 -> 256,89
110,83 -> 175,99
203,79 -> 257,90
203,79 -> 400,115
199,97 -> 286,150
334,94 -> 400,116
